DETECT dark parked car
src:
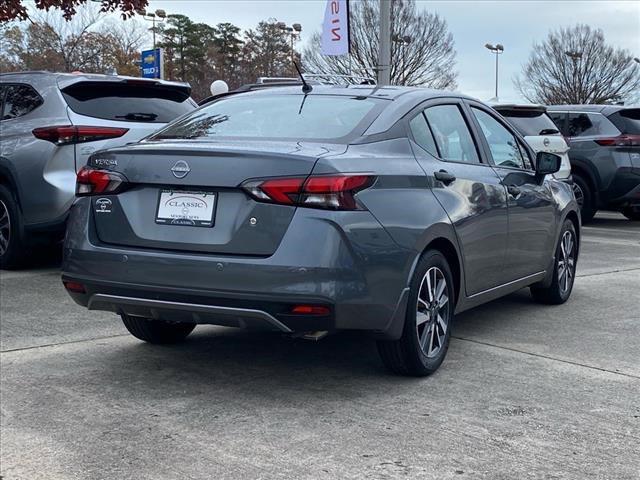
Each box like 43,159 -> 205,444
547,105 -> 640,221
0,72 -> 196,268
62,86 -> 580,376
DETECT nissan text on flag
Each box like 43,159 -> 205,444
322,0 -> 350,56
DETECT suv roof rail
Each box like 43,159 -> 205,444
256,74 -> 376,86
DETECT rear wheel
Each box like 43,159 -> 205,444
621,207 -> 640,221
377,250 -> 454,376
0,184 -> 27,269
531,219 -> 577,305
121,314 -> 196,344
572,174 -> 596,223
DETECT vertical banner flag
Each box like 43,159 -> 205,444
321,0 -> 350,56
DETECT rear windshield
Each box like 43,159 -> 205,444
496,109 -> 560,137
151,93 -> 382,141
62,82 -> 194,123
608,109 -> 640,134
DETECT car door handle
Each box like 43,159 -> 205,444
434,170 -> 456,185
507,185 -> 521,197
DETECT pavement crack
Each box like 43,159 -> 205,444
576,267 -> 640,278
452,336 -> 640,380
0,334 -> 129,354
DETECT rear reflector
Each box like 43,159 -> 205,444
594,135 -> 640,147
76,166 -> 127,196
63,281 -> 86,294
242,174 -> 376,210
33,126 -> 129,145
291,305 -> 331,316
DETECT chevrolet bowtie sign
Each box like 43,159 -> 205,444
321,0 -> 350,56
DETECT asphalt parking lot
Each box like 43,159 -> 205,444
1,212 -> 639,480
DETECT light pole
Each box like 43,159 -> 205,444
138,8 -> 167,50
485,43 -> 504,100
277,22 -> 302,77
565,51 -> 582,103
393,34 -> 412,85
378,0 -> 391,86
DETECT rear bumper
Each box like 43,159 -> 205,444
62,198 -> 414,337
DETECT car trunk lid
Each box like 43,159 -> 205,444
89,140 -> 346,256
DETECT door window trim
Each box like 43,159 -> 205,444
405,99 -> 489,167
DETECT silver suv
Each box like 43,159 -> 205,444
0,72 -> 196,267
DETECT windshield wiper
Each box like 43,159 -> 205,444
115,112 -> 158,121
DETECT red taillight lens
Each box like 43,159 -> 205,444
290,305 -> 331,315
76,166 -> 127,196
33,126 -> 129,145
594,135 -> 640,147
63,281 -> 86,294
242,175 -> 375,210
301,175 -> 374,210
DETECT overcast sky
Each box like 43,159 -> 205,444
147,0 -> 640,102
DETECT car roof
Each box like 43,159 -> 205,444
231,84 -> 471,101
0,71 -> 190,92
546,104 -> 630,115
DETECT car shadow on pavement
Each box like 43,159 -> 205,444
86,290 -> 544,400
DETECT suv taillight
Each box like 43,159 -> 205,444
76,166 -> 127,196
33,126 -> 129,145
594,135 -> 640,147
242,175 -> 376,210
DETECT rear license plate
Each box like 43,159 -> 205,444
155,190 -> 216,227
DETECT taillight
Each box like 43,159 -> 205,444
290,305 -> 331,315
594,135 -> 640,147
76,166 -> 127,196
242,174 -> 376,210
33,126 -> 129,145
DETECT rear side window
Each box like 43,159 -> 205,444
497,110 -> 560,137
1,84 -> 43,120
61,82 -> 194,123
608,109 -> 640,134
152,94 -> 382,141
567,113 -> 620,137
422,105 -> 480,163
409,113 -> 439,157
548,111 -> 568,136
472,107 -> 527,169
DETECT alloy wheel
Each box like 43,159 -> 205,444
416,266 -> 450,358
558,230 -> 575,294
0,200 -> 10,257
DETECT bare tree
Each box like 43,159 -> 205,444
516,24 -> 640,105
303,0 -> 457,88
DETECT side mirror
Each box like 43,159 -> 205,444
535,151 -> 561,175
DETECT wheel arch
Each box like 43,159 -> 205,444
0,159 -> 22,211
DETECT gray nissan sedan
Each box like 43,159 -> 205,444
62,85 -> 580,376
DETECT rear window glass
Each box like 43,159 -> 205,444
496,110 -> 560,137
567,112 -> 620,137
608,109 -> 640,134
151,93 -> 382,140
62,82 -> 194,123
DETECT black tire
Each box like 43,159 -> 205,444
531,219 -> 578,305
121,314 -> 196,344
0,184 -> 27,269
377,250 -> 455,376
621,207 -> 640,221
572,174 -> 596,223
